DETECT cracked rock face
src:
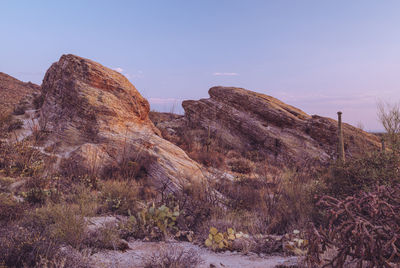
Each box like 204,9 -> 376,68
181,86 -> 380,166
37,54 -> 204,189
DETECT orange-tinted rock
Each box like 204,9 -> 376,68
38,54 -> 203,188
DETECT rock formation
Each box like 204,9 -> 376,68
0,72 -> 39,114
171,86 -> 379,167
36,54 -> 204,189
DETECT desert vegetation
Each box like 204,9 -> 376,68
2,106 -> 399,268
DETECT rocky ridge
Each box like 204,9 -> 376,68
157,86 -> 380,168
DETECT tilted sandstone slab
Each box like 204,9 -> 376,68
37,54 -> 204,188
181,86 -> 380,166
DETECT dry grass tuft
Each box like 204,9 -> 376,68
143,245 -> 203,268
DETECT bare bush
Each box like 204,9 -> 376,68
377,101 -> 400,152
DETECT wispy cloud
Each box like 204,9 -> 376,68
274,91 -> 379,107
213,72 -> 239,76
113,67 -> 144,79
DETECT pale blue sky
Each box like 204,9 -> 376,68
1,1 -> 400,130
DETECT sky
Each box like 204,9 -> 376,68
1,1 -> 400,131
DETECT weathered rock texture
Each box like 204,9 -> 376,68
37,54 -> 204,188
0,72 -> 39,114
178,86 -> 380,166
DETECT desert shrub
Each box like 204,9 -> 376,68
143,246 -> 202,268
0,193 -> 24,223
188,150 -> 225,168
27,203 -> 88,249
23,175 -> 50,204
377,101 -> 400,152
101,151 -> 157,181
215,176 -> 267,211
308,184 -> 400,267
168,180 -> 219,235
326,151 -> 400,197
0,225 -> 91,268
213,170 -> 317,235
0,225 -> 59,268
67,183 -> 99,216
0,141 -> 44,177
228,158 -> 252,174
85,222 -> 129,251
265,171 -> 317,234
99,180 -> 140,215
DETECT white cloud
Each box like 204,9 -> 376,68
114,67 -> 124,73
213,72 -> 239,76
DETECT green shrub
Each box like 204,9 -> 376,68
100,180 -> 139,215
28,203 -> 87,249
325,151 -> 400,197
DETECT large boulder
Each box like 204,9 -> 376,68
180,86 -> 380,166
38,54 -> 204,189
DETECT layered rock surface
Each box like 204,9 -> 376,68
0,72 -> 40,114
37,54 -> 204,188
177,86 -> 380,166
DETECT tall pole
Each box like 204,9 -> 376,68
337,111 -> 345,162
381,136 -> 386,152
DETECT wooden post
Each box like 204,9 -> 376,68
337,111 -> 345,162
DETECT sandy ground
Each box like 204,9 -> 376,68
91,240 -> 299,268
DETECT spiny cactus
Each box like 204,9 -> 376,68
205,227 -> 241,251
137,203 -> 181,240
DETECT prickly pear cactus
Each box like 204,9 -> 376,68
205,227 -> 239,251
137,203 -> 181,240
